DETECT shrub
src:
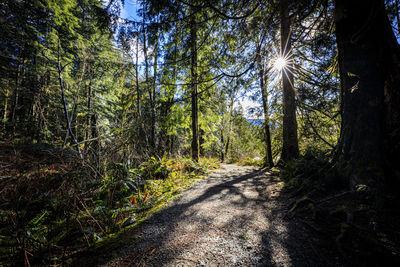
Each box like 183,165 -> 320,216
237,156 -> 264,167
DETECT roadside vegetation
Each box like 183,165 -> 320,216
0,142 -> 219,266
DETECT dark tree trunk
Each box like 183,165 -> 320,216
85,83 -> 92,150
334,0 -> 400,187
135,30 -> 141,121
396,0 -> 400,35
152,25 -> 158,154
190,9 -> 199,162
3,85 -> 9,131
256,40 -> 274,168
142,1 -> 155,151
10,62 -> 22,136
135,28 -> 147,151
91,112 -> 99,168
280,0 -> 299,162
224,96 -> 234,158
220,126 -> 224,162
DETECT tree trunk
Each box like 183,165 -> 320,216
3,86 -> 9,125
334,0 -> 400,187
91,112 -> 99,169
224,97 -> 234,158
135,28 -> 147,151
280,0 -> 299,162
10,62 -> 22,136
190,9 -> 199,162
220,126 -> 224,162
151,24 -> 158,154
57,41 -> 82,158
256,38 -> 274,167
396,0 -> 400,35
142,1 -> 155,151
166,40 -> 178,154
85,83 -> 92,151
135,30 -> 141,120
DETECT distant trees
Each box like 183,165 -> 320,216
0,0 -> 123,154
2,0 -> 399,177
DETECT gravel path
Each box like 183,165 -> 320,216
101,164 -> 340,267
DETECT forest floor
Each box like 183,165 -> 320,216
83,164 -> 342,266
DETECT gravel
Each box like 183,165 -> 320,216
101,164 -> 340,267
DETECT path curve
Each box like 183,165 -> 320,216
101,164 -> 339,266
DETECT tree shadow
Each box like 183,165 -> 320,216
83,166 -> 341,266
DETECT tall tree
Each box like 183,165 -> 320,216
280,0 -> 299,161
190,6 -> 200,162
334,0 -> 400,186
256,38 -> 274,167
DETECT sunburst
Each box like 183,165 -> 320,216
273,57 -> 287,71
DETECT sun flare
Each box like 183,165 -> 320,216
274,57 -> 287,71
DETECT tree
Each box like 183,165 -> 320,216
334,0 -> 400,187
190,6 -> 200,162
256,37 -> 274,167
280,0 -> 300,162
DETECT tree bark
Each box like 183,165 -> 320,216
151,23 -> 158,153
334,0 -> 400,186
256,37 -> 274,167
224,96 -> 234,158
10,62 -> 22,135
396,0 -> 400,35
135,29 -> 141,120
142,0 -> 155,151
85,83 -> 92,150
190,8 -> 199,162
220,125 -> 224,162
280,0 -> 299,162
3,86 -> 9,123
135,28 -> 148,151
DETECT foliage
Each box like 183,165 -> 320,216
237,157 -> 264,167
0,143 -> 219,266
280,151 -> 346,193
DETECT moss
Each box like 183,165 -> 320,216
238,231 -> 250,240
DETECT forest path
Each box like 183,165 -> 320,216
100,164 -> 338,266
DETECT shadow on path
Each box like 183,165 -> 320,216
84,165 -> 341,266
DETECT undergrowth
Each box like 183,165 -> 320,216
278,151 -> 400,266
236,156 -> 264,167
0,144 -> 219,266
280,151 -> 346,194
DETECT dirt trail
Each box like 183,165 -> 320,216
100,164 -> 340,266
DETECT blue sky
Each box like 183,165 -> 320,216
120,0 -> 140,21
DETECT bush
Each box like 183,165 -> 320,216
280,152 -> 346,193
237,156 -> 264,167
